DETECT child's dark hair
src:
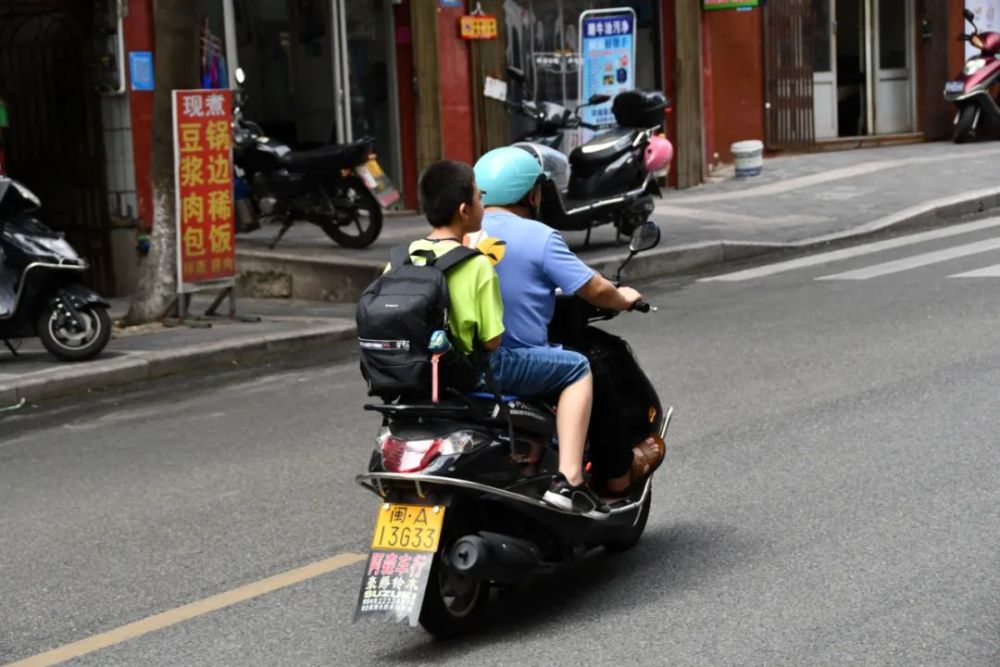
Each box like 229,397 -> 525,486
418,161 -> 476,227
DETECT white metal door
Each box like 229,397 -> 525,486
873,0 -> 914,134
813,0 -> 838,139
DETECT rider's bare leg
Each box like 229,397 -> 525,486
556,372 -> 593,486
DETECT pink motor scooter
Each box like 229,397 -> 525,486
945,8 -> 1000,143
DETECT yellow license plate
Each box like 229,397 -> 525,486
371,503 -> 445,553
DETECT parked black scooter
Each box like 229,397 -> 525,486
537,90 -> 669,242
497,77 -> 671,242
354,222 -> 670,638
501,73 -> 610,151
232,68 -> 398,249
0,177 -> 111,361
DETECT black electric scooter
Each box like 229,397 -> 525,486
0,177 -> 111,361
501,85 -> 610,151
498,78 -> 669,242
231,68 -> 396,249
537,89 -> 668,242
354,221 -> 670,638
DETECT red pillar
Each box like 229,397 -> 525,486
701,12 -> 715,171
394,1 -> 419,209
661,0 -> 678,187
436,5 -> 476,165
123,0 -> 155,231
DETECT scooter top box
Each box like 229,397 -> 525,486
612,90 -> 669,129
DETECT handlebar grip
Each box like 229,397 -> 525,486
633,301 -> 651,313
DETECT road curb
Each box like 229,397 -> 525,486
610,186 -> 1000,282
236,249 -> 381,303
0,321 -> 357,407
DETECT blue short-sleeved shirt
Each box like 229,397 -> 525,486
481,210 -> 594,349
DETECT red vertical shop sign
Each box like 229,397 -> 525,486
172,89 -> 236,292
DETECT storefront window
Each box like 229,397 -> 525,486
344,0 -> 394,174
812,0 -> 832,73
878,0 -> 906,69
503,0 -> 661,146
197,0 -> 400,185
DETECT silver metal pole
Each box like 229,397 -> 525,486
222,0 -> 240,89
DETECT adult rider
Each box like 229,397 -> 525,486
470,146 -> 664,502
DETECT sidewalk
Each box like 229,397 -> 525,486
236,141 -> 1000,295
0,296 -> 355,409
6,141 -> 1000,408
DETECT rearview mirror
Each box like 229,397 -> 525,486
506,67 -> 526,84
235,67 -> 246,85
588,93 -> 611,105
964,8 -> 975,21
629,222 -> 661,253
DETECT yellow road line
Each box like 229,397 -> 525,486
5,552 -> 367,667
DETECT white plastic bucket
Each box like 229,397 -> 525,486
731,140 -> 764,177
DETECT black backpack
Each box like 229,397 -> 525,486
356,243 -> 481,399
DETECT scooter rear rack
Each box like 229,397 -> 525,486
355,471 -> 653,523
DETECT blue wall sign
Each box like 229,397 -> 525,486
578,9 -> 636,133
129,51 -> 154,91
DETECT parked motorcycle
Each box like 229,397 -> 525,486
231,68 -> 398,249
498,78 -> 672,242
354,221 -> 671,637
0,177 -> 111,361
945,8 -> 1000,143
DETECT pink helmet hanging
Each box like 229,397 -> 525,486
644,134 -> 674,173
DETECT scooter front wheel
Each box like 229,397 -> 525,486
37,302 -> 111,362
954,105 -> 979,144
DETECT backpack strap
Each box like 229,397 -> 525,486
433,245 -> 481,273
388,244 -> 413,270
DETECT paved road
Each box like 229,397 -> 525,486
4,219 -> 1000,666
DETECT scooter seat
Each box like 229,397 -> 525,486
569,128 -> 640,171
278,139 -> 371,173
466,393 -> 556,436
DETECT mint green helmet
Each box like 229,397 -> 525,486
474,147 -> 543,206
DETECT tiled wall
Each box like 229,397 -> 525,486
101,94 -> 138,221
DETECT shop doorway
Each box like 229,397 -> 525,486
812,0 -> 915,139
208,0 -> 402,188
0,0 -> 112,292
502,0 -> 662,152
333,0 -> 402,184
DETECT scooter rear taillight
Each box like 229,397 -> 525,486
380,435 -> 443,473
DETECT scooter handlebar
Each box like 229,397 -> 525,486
633,301 -> 652,313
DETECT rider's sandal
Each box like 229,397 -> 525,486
629,434 -> 666,484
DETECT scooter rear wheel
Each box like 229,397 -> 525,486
320,176 -> 383,249
37,303 -> 111,362
419,550 -> 489,639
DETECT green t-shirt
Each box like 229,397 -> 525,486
385,239 -> 504,355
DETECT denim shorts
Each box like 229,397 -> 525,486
485,346 -> 591,398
